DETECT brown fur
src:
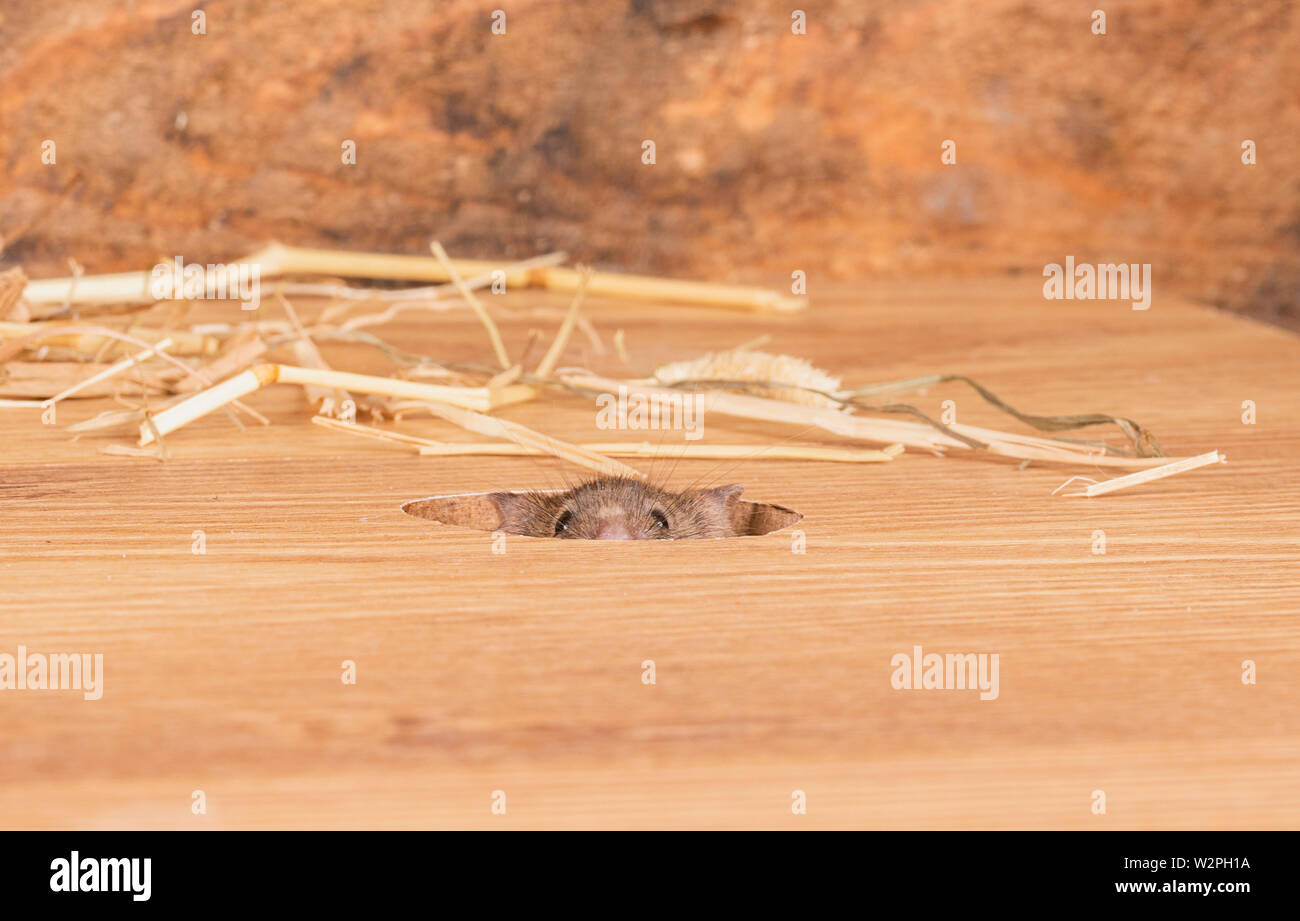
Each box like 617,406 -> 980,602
488,477 -> 743,540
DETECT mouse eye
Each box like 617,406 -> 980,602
554,509 -> 573,535
651,508 -> 669,530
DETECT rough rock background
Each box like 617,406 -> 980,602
1,0 -> 1297,325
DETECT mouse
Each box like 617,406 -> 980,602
487,477 -> 744,540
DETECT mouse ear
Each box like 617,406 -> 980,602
486,491 -> 524,526
693,484 -> 744,516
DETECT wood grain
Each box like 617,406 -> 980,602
1,279 -> 1297,829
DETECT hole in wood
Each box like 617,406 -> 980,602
401,482 -> 802,540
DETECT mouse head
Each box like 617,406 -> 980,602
488,477 -> 744,540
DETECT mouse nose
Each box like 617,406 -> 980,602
594,520 -> 634,540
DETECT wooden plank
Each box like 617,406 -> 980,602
1,279 -> 1297,829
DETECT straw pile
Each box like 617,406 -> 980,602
0,241 -> 1220,495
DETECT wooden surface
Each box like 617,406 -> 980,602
2,279 -> 1298,829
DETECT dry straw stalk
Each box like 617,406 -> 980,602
311,414 -> 643,479
20,243 -> 805,312
44,337 -> 173,404
559,373 -> 1202,468
138,363 -> 536,445
311,415 -> 905,464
